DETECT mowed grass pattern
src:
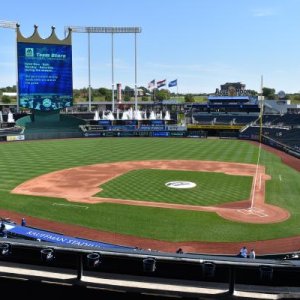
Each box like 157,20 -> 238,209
0,138 -> 299,243
98,169 -> 252,206
0,138 -> 258,191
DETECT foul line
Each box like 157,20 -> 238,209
259,174 -> 262,191
52,203 -> 89,209
250,142 -> 262,209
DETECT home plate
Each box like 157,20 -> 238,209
238,207 -> 268,217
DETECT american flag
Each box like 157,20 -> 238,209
148,79 -> 155,89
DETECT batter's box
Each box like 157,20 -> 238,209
238,207 -> 268,217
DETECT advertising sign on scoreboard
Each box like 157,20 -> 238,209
17,26 -> 73,111
18,43 -> 72,111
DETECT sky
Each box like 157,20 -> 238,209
1,0 -> 300,94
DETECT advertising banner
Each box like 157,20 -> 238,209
18,42 -> 73,111
6,135 -> 25,141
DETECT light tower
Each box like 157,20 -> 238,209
65,26 -> 142,113
0,20 -> 18,111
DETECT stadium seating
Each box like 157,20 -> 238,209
0,238 -> 300,299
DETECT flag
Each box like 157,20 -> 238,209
157,79 -> 166,88
148,79 -> 155,89
168,79 -> 177,88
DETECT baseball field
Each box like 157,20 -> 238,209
1,137 -> 300,253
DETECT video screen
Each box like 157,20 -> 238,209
18,42 -> 73,111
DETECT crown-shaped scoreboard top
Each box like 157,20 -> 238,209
17,24 -> 72,45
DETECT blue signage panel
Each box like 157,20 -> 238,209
124,120 -> 137,125
5,223 -> 132,250
18,42 -> 73,111
151,120 -> 164,125
98,120 -> 111,125
140,125 -> 165,131
152,131 -> 170,137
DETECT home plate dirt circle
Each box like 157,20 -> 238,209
12,160 -> 289,224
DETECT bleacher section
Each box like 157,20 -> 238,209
273,128 -> 300,149
261,115 -> 280,125
260,114 -> 300,127
246,114 -> 300,144
185,95 -> 260,115
271,114 -> 300,127
240,125 -> 300,158
193,114 -> 258,126
184,95 -> 260,138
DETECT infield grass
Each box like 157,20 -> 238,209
0,138 -> 299,243
97,169 -> 252,206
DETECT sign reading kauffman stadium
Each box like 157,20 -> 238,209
17,25 -> 73,111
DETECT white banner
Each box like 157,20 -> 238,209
6,135 -> 25,142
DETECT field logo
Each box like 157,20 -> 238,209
165,181 -> 196,189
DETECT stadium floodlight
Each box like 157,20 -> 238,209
0,20 -> 18,29
0,21 -> 19,111
65,26 -> 142,112
67,26 -> 141,34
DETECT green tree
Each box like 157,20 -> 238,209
105,93 -> 112,101
138,86 -> 148,95
92,88 -> 100,98
124,94 -> 131,102
98,88 -> 109,96
73,89 -> 81,98
247,90 -> 258,96
262,87 -> 276,99
184,94 -> 195,102
123,86 -> 133,100
4,85 -> 16,92
1,95 -> 11,103
289,94 -> 300,103
155,89 -> 170,101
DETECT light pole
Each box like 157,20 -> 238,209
65,26 -> 142,113
111,32 -> 114,112
0,20 -> 18,111
88,32 -> 91,112
134,32 -> 138,113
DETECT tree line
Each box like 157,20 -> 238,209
1,85 -> 300,103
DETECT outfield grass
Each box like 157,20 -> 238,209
0,138 -> 299,243
97,169 -> 252,206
